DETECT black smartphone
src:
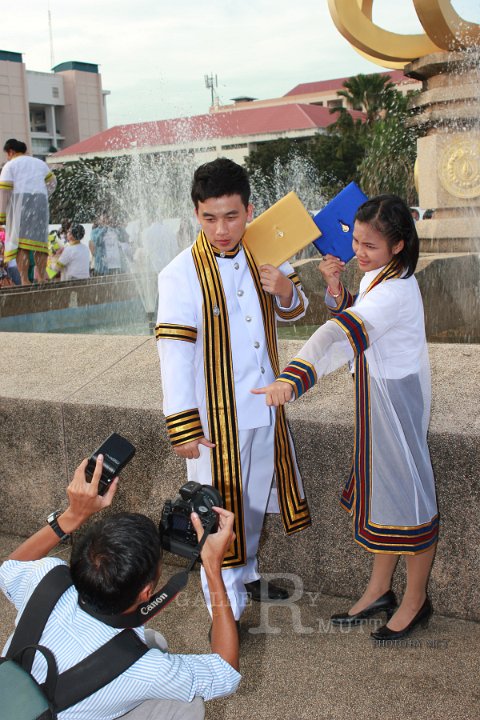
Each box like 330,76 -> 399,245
85,433 -> 136,495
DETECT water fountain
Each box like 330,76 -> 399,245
2,1 -> 480,341
0,149 -> 199,334
0,146 -> 327,334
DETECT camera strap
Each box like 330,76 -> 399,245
78,518 -> 216,629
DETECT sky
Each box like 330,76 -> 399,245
2,1 -> 480,127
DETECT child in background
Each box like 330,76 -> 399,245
53,224 -> 90,281
47,220 -> 72,280
0,229 -> 14,287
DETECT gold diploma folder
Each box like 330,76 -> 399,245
242,192 -> 320,267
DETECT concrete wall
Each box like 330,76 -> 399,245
0,58 -> 31,151
0,333 -> 478,621
27,71 -> 65,106
55,69 -> 106,148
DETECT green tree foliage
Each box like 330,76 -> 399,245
49,156 -> 131,223
49,151 -> 196,225
246,72 -> 419,206
244,138 -> 309,188
246,122 -> 366,209
358,91 -> 419,205
245,138 -> 316,210
320,111 -> 366,189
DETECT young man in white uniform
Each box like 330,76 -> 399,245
156,159 -> 311,622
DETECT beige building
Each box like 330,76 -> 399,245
49,69 -> 419,168
213,70 -> 421,114
0,50 -> 108,159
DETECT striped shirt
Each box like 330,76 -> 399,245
0,557 -> 240,720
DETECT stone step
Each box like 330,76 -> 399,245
0,333 -> 479,622
1,533 -> 478,720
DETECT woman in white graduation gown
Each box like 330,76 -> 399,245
253,195 -> 438,642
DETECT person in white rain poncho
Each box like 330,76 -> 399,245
253,195 -> 438,643
0,139 -> 56,284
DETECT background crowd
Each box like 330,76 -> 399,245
0,137 -> 197,289
0,209 -> 196,288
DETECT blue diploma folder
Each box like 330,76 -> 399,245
312,182 -> 368,263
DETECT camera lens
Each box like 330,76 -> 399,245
200,485 -> 224,507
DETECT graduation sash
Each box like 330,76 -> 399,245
338,258 -> 403,511
192,231 -> 311,568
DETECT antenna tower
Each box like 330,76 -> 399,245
204,73 -> 218,107
48,3 -> 55,68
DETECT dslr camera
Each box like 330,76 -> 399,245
159,481 -> 223,559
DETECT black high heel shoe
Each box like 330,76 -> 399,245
331,590 -> 397,627
371,596 -> 433,641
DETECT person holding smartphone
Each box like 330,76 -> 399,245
0,455 -> 240,719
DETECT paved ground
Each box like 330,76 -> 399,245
1,532 -> 478,720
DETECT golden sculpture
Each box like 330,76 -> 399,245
328,0 -> 480,68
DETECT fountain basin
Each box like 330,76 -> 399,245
1,254 -> 479,342
0,274 -> 152,334
294,253 -> 480,343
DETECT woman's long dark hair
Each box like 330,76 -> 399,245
355,194 -> 419,278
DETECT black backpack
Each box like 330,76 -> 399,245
0,565 -> 149,719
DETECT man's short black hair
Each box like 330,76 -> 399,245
3,138 -> 27,154
70,513 -> 162,614
191,158 -> 251,209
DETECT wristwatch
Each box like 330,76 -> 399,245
47,511 -> 70,542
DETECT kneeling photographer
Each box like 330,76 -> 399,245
0,454 -> 240,720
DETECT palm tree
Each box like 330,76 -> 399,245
326,75 -> 419,203
336,73 -> 396,125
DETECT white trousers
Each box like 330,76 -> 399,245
187,425 -> 277,620
120,696 -> 204,719
120,631 -> 204,719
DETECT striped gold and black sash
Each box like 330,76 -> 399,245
192,232 -> 310,567
155,324 -> 197,343
192,231 -> 246,568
